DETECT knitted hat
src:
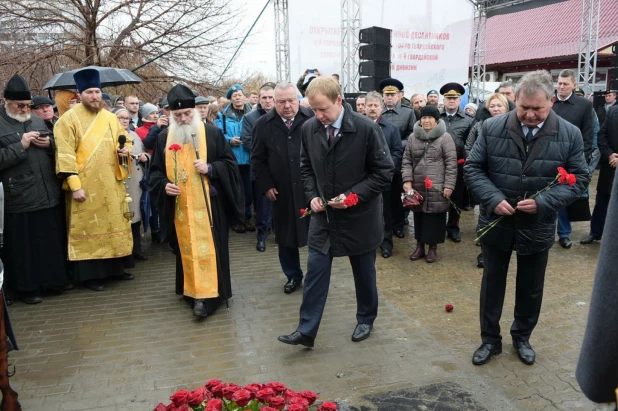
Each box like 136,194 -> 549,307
419,105 -> 441,121
139,103 -> 158,120
3,74 -> 31,100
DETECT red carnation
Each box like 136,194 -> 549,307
205,379 -> 221,391
424,176 -> 433,189
567,173 -> 576,186
205,398 -> 223,411
266,382 -> 287,395
154,404 -> 167,411
284,389 -> 297,403
343,192 -> 359,207
287,404 -> 307,411
261,407 -> 278,411
211,383 -> 227,398
269,396 -> 286,410
557,166 -> 568,177
232,389 -> 253,407
222,384 -> 241,401
457,158 -> 465,164
300,208 -> 309,217
188,387 -> 209,406
244,383 -> 261,396
318,402 -> 338,411
288,396 -> 310,408
170,389 -> 190,407
168,143 -> 182,152
298,390 -> 319,405
176,406 -> 190,411
256,387 -> 275,403
445,303 -> 454,312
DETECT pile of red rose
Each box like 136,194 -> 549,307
154,379 -> 338,411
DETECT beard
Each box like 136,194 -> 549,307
82,100 -> 102,113
169,109 -> 203,145
5,109 -> 31,123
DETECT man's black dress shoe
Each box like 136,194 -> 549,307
394,230 -> 405,239
278,331 -> 314,347
134,253 -> 148,261
121,272 -> 135,280
256,240 -> 266,252
85,280 -> 105,291
20,295 -> 43,305
472,342 -> 502,365
513,340 -> 535,365
351,324 -> 373,342
559,237 -> 572,249
151,231 -> 161,243
477,253 -> 484,268
381,249 -> 392,258
64,283 -> 75,291
193,299 -> 208,317
580,234 -> 601,244
284,278 -> 301,294
447,232 -> 461,243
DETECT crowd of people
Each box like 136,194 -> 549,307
0,65 -> 616,395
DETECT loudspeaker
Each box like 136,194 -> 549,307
359,77 -> 388,92
359,27 -> 392,46
359,61 -> 391,77
592,91 -> 605,110
359,44 -> 391,62
344,92 -> 364,112
611,80 -> 618,90
610,68 -> 618,79
612,56 -> 618,66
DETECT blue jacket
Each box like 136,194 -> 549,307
377,116 -> 403,170
215,104 -> 251,165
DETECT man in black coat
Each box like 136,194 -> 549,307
251,83 -> 313,294
596,89 -> 616,127
576,168 -> 618,404
580,105 -> 618,244
278,77 -> 394,347
242,83 -> 276,252
552,69 -> 594,249
364,91 -> 402,258
440,82 -> 473,242
465,70 -> 589,366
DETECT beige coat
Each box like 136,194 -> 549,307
401,119 -> 457,213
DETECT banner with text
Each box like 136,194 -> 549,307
289,0 -> 474,97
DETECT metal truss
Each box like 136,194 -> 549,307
577,0 -> 601,93
273,0 -> 291,83
469,2 -> 487,103
341,0 -> 361,93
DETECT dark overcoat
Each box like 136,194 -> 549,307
596,105 -> 618,194
464,110 -> 590,255
251,107 -> 314,248
300,105 -> 394,257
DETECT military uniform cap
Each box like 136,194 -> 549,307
261,82 -> 277,89
379,78 -> 404,94
603,89 -> 617,95
574,87 -> 585,97
226,84 -> 244,99
440,82 -> 465,98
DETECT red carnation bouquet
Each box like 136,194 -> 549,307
423,177 -> 461,215
300,193 -> 359,219
154,379 -> 338,411
168,143 -> 182,212
474,166 -> 577,242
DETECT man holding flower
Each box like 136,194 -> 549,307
277,76 -> 394,347
465,70 -> 589,366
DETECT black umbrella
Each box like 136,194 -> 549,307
43,66 -> 143,90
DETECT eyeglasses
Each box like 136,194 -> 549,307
117,116 -> 130,120
13,102 -> 30,109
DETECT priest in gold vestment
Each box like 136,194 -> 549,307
149,84 -> 243,317
54,68 -> 135,292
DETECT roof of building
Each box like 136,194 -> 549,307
485,0 -> 618,66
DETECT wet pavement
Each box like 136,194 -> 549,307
7,183 -> 607,410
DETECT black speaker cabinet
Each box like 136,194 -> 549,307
359,27 -> 392,46
611,80 -> 618,90
359,44 -> 391,62
359,77 -> 388,92
359,61 -> 391,77
612,56 -> 618,66
610,68 -> 618,79
344,92 -> 365,112
592,91 -> 605,110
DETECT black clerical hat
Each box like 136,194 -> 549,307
167,84 -> 195,111
3,74 -> 31,100
73,68 -> 101,93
